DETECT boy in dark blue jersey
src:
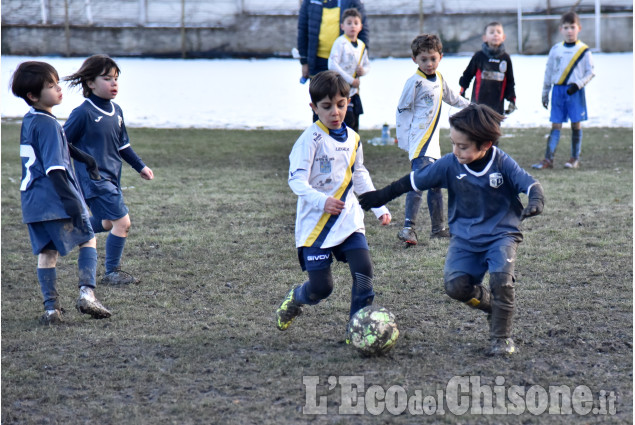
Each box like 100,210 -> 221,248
64,55 -> 154,285
11,61 -> 112,324
359,104 -> 544,355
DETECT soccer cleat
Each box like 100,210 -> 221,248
101,269 -> 137,285
276,287 -> 303,331
489,337 -> 517,356
430,228 -> 450,238
397,227 -> 418,245
531,159 -> 553,169
39,309 -> 63,325
564,158 -> 580,169
76,287 -> 111,319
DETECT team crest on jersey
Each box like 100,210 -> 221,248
317,154 -> 332,174
118,115 -> 123,127
489,173 -> 503,188
500,60 -> 507,73
423,91 -> 434,107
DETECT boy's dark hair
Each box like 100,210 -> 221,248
484,21 -> 504,33
411,34 -> 443,57
10,61 -> 59,106
342,8 -> 362,23
309,70 -> 350,104
448,104 -> 505,148
560,11 -> 581,26
64,54 -> 121,98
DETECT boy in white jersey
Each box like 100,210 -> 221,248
359,104 -> 545,356
395,34 -> 470,246
328,8 -> 370,133
533,11 -> 594,170
276,71 -> 391,332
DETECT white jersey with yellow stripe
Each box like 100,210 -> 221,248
542,40 -> 594,97
289,121 -> 389,249
328,34 -> 370,98
396,70 -> 469,161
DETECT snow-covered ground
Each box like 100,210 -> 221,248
1,53 -> 632,129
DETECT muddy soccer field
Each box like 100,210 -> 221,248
1,125 -> 632,424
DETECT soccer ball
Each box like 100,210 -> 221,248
346,306 -> 399,356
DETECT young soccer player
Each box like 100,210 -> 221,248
64,55 -> 154,285
533,11 -> 594,169
276,70 -> 391,332
459,22 -> 517,115
358,104 -> 545,355
395,34 -> 470,245
328,8 -> 370,133
11,61 -> 112,324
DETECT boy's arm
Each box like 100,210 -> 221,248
358,174 -> 412,211
120,146 -> 147,173
571,50 -> 595,91
442,78 -> 470,109
542,48 -> 556,108
328,39 -> 354,84
352,145 -> 389,218
504,55 -> 516,103
68,144 -> 101,180
458,54 -> 478,95
297,0 -> 309,64
358,47 -> 371,76
521,183 -> 544,220
395,80 -> 414,150
48,169 -> 88,231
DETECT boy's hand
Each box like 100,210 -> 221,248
504,101 -> 517,115
351,78 -> 360,88
542,93 -> 549,109
521,184 -> 545,220
355,65 -> 365,76
140,166 -> 154,180
359,174 -> 413,211
459,87 -> 467,98
566,84 -> 579,95
324,197 -> 345,215
378,213 -> 391,226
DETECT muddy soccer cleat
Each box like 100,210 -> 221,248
397,226 -> 418,245
564,158 -> 580,169
531,159 -> 553,169
39,309 -> 63,325
489,337 -> 517,356
276,287 -> 303,331
430,228 -> 450,238
76,287 -> 111,319
101,269 -> 136,285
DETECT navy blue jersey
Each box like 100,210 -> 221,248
19,108 -> 87,224
63,95 -> 130,198
411,147 -> 538,244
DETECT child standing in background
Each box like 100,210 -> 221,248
459,22 -> 517,115
328,8 -> 370,133
11,61 -> 112,324
395,34 -> 470,246
276,71 -> 391,332
533,11 -> 594,169
64,55 -> 154,285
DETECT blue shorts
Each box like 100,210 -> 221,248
443,236 -> 520,284
298,232 -> 369,272
27,218 -> 94,256
550,85 -> 588,124
86,187 -> 129,221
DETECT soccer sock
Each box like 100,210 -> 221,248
571,129 -> 582,159
105,233 -> 126,274
89,216 -> 105,233
37,267 -> 59,311
78,246 -> 98,288
350,272 -> 374,319
404,189 -> 422,228
545,129 -> 561,160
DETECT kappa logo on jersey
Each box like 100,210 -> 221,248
307,254 -> 330,262
489,173 -> 504,188
117,115 -> 123,127
456,174 -> 467,180
94,116 -> 103,122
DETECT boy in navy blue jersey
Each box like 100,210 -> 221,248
11,61 -> 112,324
64,55 -> 154,285
359,104 -> 544,355
533,11 -> 594,170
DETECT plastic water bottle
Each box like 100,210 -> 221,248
300,76 -> 308,84
381,124 -> 391,145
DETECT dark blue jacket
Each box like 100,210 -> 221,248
298,0 -> 369,77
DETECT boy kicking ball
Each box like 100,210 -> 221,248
276,70 -> 391,332
359,104 -> 544,355
11,61 -> 111,324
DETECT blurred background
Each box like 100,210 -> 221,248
1,0 -> 632,58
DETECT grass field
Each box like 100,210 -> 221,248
1,122 -> 632,424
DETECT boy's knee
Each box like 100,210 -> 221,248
444,275 -> 474,302
306,268 -> 334,303
38,250 -> 59,268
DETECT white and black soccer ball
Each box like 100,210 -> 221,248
346,305 -> 399,356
